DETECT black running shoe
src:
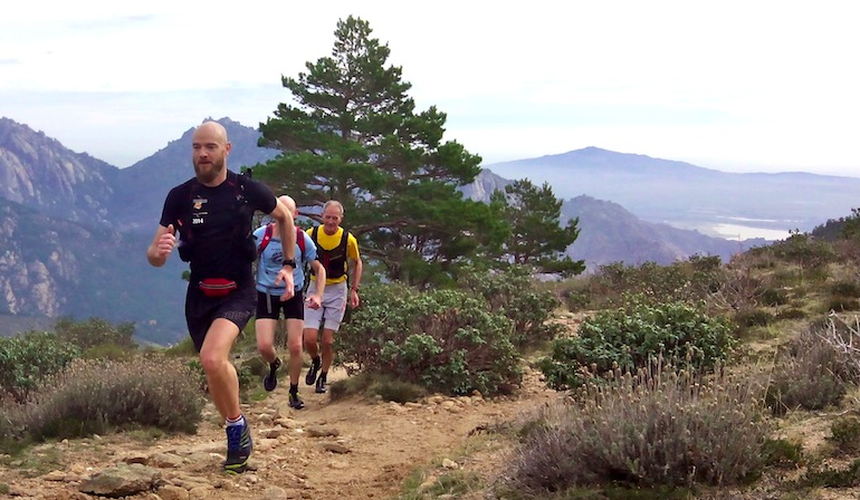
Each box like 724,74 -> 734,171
223,418 -> 253,474
289,392 -> 305,410
315,375 -> 327,394
263,357 -> 281,392
305,357 -> 321,386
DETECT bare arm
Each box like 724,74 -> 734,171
349,256 -> 363,293
269,200 -> 295,261
310,260 -> 327,297
146,224 -> 175,267
269,199 -> 296,299
349,256 -> 363,308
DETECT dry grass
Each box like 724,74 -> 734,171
0,354 -> 204,453
497,362 -> 770,496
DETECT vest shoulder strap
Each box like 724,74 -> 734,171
257,223 -> 275,255
297,227 -> 306,254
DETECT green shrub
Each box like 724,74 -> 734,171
760,287 -> 789,307
589,262 -> 688,308
775,308 -> 807,321
54,316 -> 136,350
825,295 -> 860,312
82,343 -> 137,361
499,365 -> 769,494
338,283 -> 522,396
761,438 -> 804,468
21,355 -> 204,444
242,356 -> 268,378
734,308 -> 774,328
537,296 -> 736,390
830,280 -> 860,298
235,362 -> 257,402
828,416 -> 860,455
163,337 -> 197,357
0,331 -> 81,403
458,265 -> 562,349
329,372 -> 428,404
561,285 -> 592,313
801,459 -> 860,488
770,233 -> 836,276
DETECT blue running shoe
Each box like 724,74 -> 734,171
223,417 -> 253,474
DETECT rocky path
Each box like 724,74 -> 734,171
0,367 -> 561,500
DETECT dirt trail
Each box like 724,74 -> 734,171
0,366 -> 562,500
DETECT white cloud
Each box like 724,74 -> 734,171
0,0 -> 858,174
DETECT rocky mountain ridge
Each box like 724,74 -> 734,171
0,116 -> 834,342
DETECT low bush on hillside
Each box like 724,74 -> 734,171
770,232 -> 837,276
761,438 -> 804,469
827,416 -> 860,455
0,355 -> 204,452
0,331 -> 80,403
775,307 -> 808,321
825,294 -> 860,312
458,265 -> 563,349
765,318 -> 860,415
496,364 -> 769,496
733,309 -> 775,336
337,283 -> 522,396
328,372 -> 427,403
829,279 -> 860,298
566,256 -> 725,312
54,316 -> 137,351
537,296 -> 736,390
760,287 -> 790,307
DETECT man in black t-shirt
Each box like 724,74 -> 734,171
146,121 -> 296,474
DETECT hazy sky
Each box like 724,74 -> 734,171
1,1 -> 857,176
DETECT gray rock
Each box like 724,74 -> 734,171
79,463 -> 162,497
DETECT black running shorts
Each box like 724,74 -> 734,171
185,282 -> 256,352
256,290 -> 304,321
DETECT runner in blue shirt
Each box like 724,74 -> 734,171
254,195 -> 325,410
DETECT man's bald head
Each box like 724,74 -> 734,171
278,195 -> 297,217
191,121 -> 231,185
193,121 -> 229,144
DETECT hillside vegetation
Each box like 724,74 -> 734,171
4,226 -> 860,498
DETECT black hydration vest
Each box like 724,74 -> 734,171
310,226 -> 350,280
176,171 -> 256,264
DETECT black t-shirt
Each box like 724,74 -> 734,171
159,170 -> 276,285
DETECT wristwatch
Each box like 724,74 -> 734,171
282,259 -> 297,269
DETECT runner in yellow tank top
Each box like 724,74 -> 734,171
302,200 -> 363,394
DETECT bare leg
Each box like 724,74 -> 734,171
303,327 -> 320,358
255,318 -> 279,364
320,328 -> 336,373
199,318 -> 241,420
286,319 -> 303,385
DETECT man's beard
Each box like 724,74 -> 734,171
194,159 -> 225,184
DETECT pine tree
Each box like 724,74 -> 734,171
253,16 -> 503,286
490,179 -> 585,277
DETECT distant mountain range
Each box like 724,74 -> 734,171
485,147 -> 860,238
0,116 -> 853,343
462,169 -> 762,270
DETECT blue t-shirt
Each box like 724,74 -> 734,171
253,225 -> 317,295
